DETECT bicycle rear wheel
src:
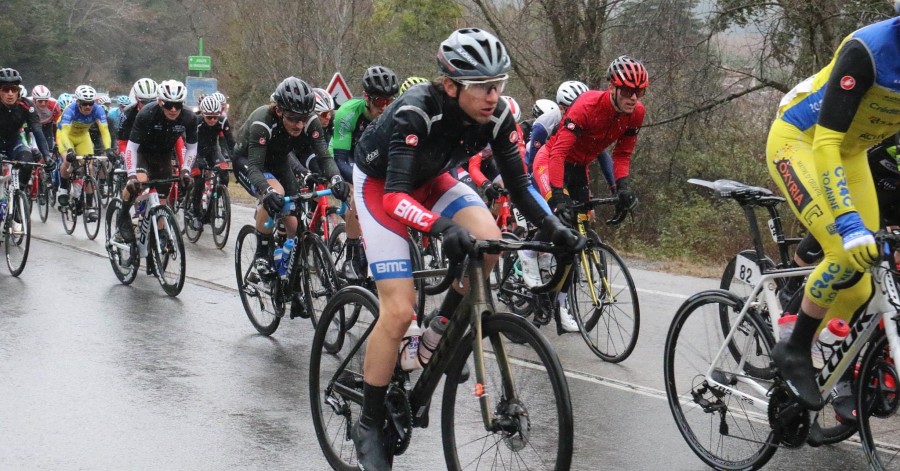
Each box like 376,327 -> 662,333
211,185 -> 231,249
182,194 -> 202,243
857,332 -> 900,470
328,222 -> 347,274
310,286 -> 380,470
442,312 -> 572,470
234,225 -> 282,335
82,175 -> 102,240
664,290 -> 777,470
5,190 -> 31,276
570,239 -> 639,362
150,205 -> 185,296
60,193 -> 77,235
104,198 -> 139,285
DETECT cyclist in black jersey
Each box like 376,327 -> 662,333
348,28 -> 585,470
0,68 -> 50,188
232,77 -> 350,278
287,88 -> 335,176
118,80 -> 198,248
187,95 -> 235,230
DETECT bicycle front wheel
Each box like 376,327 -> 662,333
150,205 -> 186,296
442,312 -> 573,471
570,240 -> 639,362
82,175 -> 102,240
301,232 -> 339,328
60,192 -> 77,234
182,194 -> 202,243
664,290 -> 777,470
5,190 -> 31,276
234,225 -> 282,335
104,198 -> 138,285
310,286 -> 380,471
37,171 -> 50,223
857,331 -> 900,470
211,185 -> 231,249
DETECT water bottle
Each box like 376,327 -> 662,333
418,316 -> 449,365
399,315 -> 423,371
201,179 -> 211,208
777,314 -> 797,342
274,247 -> 287,277
282,238 -> 295,258
812,318 -> 850,369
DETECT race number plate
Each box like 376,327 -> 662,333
734,253 -> 759,287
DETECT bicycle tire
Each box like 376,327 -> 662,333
664,289 -> 777,470
104,198 -> 139,285
857,331 -> 900,470
82,175 -> 102,240
211,185 -> 231,249
183,193 -> 202,243
442,312 -> 573,471
301,232 -> 340,328
408,236 -> 428,321
37,170 -> 50,223
570,238 -> 639,363
310,286 -> 380,470
150,205 -> 186,296
234,225 -> 282,335
60,192 -> 78,235
328,222 -> 347,275
5,190 -> 31,277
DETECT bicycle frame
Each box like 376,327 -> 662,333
707,262 -> 900,413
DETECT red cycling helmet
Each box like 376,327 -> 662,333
607,55 -> 649,89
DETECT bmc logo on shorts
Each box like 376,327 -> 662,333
394,198 -> 433,228
373,259 -> 410,276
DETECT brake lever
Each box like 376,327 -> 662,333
457,254 -> 470,290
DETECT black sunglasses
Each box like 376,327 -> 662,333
161,101 -> 183,110
283,112 -> 309,123
78,100 -> 94,107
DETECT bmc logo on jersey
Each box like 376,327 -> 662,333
566,122 -> 576,131
405,134 -> 418,146
840,75 -> 856,90
394,198 -> 432,228
509,131 -> 518,143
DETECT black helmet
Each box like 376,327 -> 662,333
273,77 -> 316,115
362,66 -> 399,96
437,28 -> 511,79
0,68 -> 22,85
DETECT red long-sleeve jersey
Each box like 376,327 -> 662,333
545,90 -> 645,188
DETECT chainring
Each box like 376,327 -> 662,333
768,386 -> 810,448
384,385 -> 413,456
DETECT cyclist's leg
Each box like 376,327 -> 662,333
336,154 -> 366,278
353,167 -> 416,469
232,155 -> 257,198
9,142 -> 33,188
766,120 -> 875,409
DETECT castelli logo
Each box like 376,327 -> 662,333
567,122 -> 576,131
312,131 -> 320,139
258,137 -> 266,145
509,131 -> 519,143
405,134 -> 418,146
840,75 -> 856,90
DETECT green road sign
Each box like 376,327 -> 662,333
188,56 -> 211,71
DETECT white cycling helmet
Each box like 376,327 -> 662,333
131,78 -> 158,102
157,79 -> 187,102
74,85 -> 97,102
532,99 -> 559,119
32,85 -> 52,100
556,80 -> 588,107
313,88 -> 335,113
211,91 -> 227,104
199,95 -> 223,115
501,96 -> 521,121
95,95 -> 111,105
18,84 -> 28,98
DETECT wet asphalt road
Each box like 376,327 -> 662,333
0,204 -> 870,470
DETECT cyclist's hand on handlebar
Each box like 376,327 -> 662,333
432,217 -> 476,262
542,215 -> 587,253
179,168 -> 193,189
329,175 -> 351,201
835,212 -> 879,271
125,176 -> 143,195
614,177 -> 638,212
65,149 -> 76,163
262,188 -> 285,216
549,187 -> 573,226
481,181 -> 502,201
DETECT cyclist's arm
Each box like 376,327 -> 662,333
56,107 -> 76,154
492,115 -> 554,224
595,150 -> 615,191
220,118 -> 236,154
245,122 -> 274,193
547,116 -> 582,189
525,121 -> 549,168
95,108 -> 112,149
813,38 -> 875,216
305,117 -> 341,181
25,102 -> 50,157
468,151 -> 489,187
610,105 -> 644,181
181,114 -> 199,171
